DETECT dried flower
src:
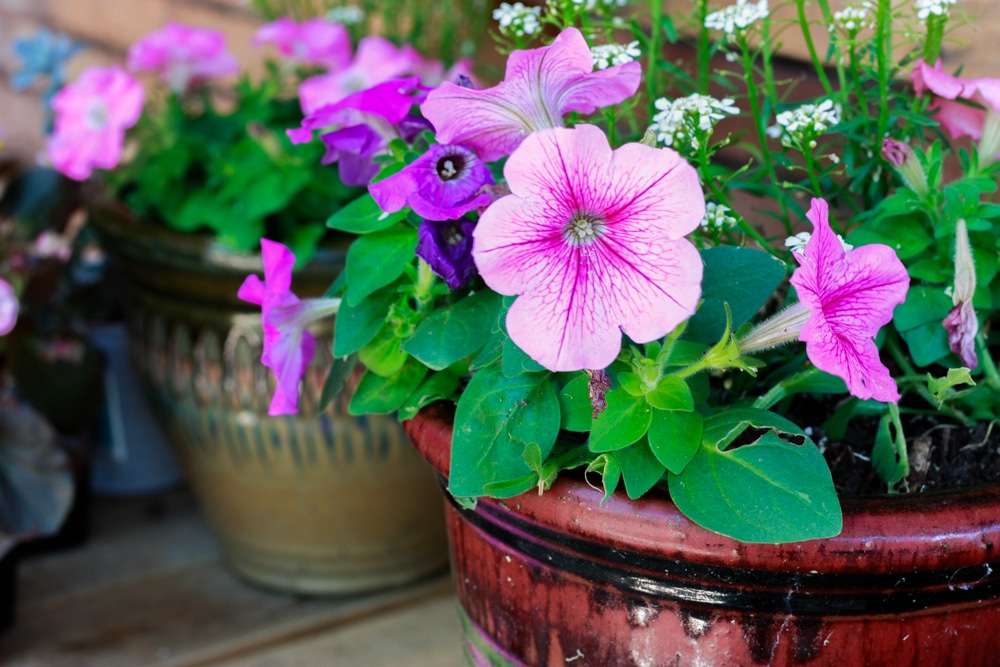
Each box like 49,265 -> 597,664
943,219 -> 979,368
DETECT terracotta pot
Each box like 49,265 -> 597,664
91,202 -> 448,595
406,403 -> 1000,667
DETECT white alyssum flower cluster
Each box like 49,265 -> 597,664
493,2 -> 542,37
916,0 -> 957,22
704,0 -> 769,39
785,231 -> 853,256
700,202 -> 738,230
590,41 -> 641,70
831,2 -> 874,32
648,94 -> 740,151
325,5 -> 365,25
768,99 -> 841,149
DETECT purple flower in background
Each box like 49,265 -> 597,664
417,219 -> 477,289
422,27 -> 641,162
790,199 -> 910,403
46,65 -> 144,181
369,144 -> 493,221
473,125 -> 704,372
0,278 -> 18,336
298,36 -> 414,114
253,17 -> 352,68
321,115 -> 431,186
128,23 -> 238,92
238,240 -> 340,416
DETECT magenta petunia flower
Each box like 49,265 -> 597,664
253,17 -> 352,68
46,65 -> 144,181
237,240 -> 339,416
297,36 -> 414,114
790,199 -> 910,403
473,124 -> 704,372
0,278 -> 18,336
369,144 -> 494,221
911,59 -> 1000,161
127,23 -> 238,92
422,27 -> 641,163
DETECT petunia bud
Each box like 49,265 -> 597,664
585,369 -> 611,418
882,138 -> 929,199
943,218 -> 978,368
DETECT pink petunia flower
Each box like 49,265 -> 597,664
0,278 -> 18,336
297,36 -> 414,114
253,17 -> 352,68
473,124 -> 704,372
127,23 -> 238,92
422,27 -> 641,163
911,59 -> 1000,167
790,199 -> 910,403
237,240 -> 340,416
368,143 -> 494,221
46,66 -> 144,181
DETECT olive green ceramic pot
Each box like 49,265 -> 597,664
91,202 -> 448,594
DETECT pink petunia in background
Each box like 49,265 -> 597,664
422,27 -> 641,163
127,23 -> 238,92
237,240 -> 340,416
473,124 -> 704,372
790,199 -> 910,402
253,17 -> 352,68
46,65 -> 144,181
0,278 -> 18,336
297,36 -> 414,114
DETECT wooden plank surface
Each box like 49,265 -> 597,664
0,490 -> 465,667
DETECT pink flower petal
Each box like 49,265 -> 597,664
422,27 -> 640,162
254,17 -> 351,68
0,278 -> 18,336
128,23 -> 237,91
790,199 -> 909,403
912,59 -> 1000,149
298,36 -> 413,114
943,301 -> 979,369
473,125 -> 704,371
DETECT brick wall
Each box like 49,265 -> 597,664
0,0 -> 265,159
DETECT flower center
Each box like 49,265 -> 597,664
443,222 -> 464,246
86,102 -> 109,131
563,213 -> 605,246
436,154 -> 466,181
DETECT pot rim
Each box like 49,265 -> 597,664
405,402 -> 1000,576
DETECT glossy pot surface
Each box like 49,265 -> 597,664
406,404 -> 1000,666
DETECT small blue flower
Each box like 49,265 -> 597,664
11,29 -> 83,132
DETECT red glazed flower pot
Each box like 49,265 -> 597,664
405,403 -> 1000,667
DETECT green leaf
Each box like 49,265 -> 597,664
668,425 -> 842,543
403,291 -> 502,370
775,368 -> 848,397
613,437 -> 667,499
558,373 -> 592,432
646,375 -> 694,410
327,193 -> 409,234
345,226 -> 418,306
358,325 -> 409,377
847,215 -> 933,260
685,246 -> 787,345
647,409 -> 703,474
927,368 -> 976,407
317,353 -> 357,413
900,320 -> 952,367
894,286 -> 952,331
700,408 -> 806,450
588,389 -> 652,452
333,283 -> 399,357
398,371 -> 461,421
348,359 -> 427,415
449,367 -> 560,497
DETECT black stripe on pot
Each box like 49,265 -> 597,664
442,488 -> 1000,616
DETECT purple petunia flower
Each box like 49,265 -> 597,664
790,199 -> 910,402
369,143 -> 494,221
237,240 -> 340,416
422,27 -> 641,163
473,124 -> 705,372
417,219 -> 478,289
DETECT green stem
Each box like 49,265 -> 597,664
740,36 -> 790,234
814,0 -> 848,106
848,42 -> 866,112
795,0 -> 833,96
887,402 -> 909,488
760,14 -> 777,104
697,0 -> 710,94
647,0 -> 663,107
874,0 -> 892,142
923,14 -> 946,65
802,147 -> 826,200
414,258 -> 436,306
976,334 -> 1000,390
